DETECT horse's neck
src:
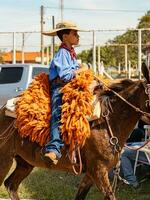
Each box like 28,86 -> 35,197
109,82 -> 145,147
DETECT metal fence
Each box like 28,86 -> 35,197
0,28 -> 150,79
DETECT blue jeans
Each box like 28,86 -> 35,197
45,83 -> 64,158
120,142 -> 148,185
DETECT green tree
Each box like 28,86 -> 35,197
78,49 -> 92,63
138,10 -> 150,28
78,10 -> 150,68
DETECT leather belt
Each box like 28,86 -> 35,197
51,77 -> 66,86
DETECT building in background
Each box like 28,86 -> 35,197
1,51 -> 49,64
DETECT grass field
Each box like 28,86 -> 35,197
0,167 -> 150,200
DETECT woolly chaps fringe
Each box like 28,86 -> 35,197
16,70 -> 94,152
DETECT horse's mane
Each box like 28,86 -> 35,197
94,79 -> 136,97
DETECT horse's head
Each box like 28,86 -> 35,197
93,63 -> 150,122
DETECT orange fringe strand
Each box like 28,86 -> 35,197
16,73 -> 51,146
60,70 -> 94,153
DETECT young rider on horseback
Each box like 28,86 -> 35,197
43,21 -> 87,164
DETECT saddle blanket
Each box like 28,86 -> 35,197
5,96 -> 101,121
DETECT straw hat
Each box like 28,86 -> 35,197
43,21 -> 82,36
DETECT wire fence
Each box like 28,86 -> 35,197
0,28 -> 150,79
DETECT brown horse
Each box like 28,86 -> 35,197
1,63 -> 150,200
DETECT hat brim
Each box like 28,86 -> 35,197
43,27 -> 84,36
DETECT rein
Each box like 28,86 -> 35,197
0,120 -> 16,149
95,76 -> 150,152
125,140 -> 150,151
94,76 -> 150,118
107,84 -> 150,118
0,104 -> 6,115
71,147 -> 82,175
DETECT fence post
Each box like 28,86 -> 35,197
125,44 -> 128,75
128,60 -> 131,79
12,32 -> 16,64
22,33 -> 25,64
92,30 -> 96,74
98,45 -> 101,75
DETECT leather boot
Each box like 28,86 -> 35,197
44,152 -> 58,165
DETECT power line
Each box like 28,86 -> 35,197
0,31 -> 40,34
0,28 -> 150,35
45,6 -> 146,13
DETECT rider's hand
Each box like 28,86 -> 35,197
75,66 -> 88,75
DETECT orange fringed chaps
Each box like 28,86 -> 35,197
16,70 -> 94,151
60,70 -> 94,153
16,73 -> 51,146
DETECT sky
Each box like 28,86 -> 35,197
0,0 -> 150,52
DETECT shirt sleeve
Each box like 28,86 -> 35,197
53,49 -> 79,82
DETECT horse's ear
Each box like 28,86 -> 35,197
142,62 -> 150,83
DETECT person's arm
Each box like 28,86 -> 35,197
54,49 -> 88,81
54,49 -> 76,81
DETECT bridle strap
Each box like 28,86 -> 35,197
104,115 -> 121,154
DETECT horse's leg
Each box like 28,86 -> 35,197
0,157 -> 13,186
90,163 -> 116,200
4,155 -> 34,200
74,174 -> 93,200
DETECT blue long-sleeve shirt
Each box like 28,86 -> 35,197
49,48 -> 80,82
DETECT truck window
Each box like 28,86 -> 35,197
32,67 -> 49,78
0,67 -> 23,84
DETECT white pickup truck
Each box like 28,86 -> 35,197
0,64 -> 49,108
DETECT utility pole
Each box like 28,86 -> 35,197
51,16 -> 55,59
60,0 -> 64,22
40,5 -> 44,64
98,45 -> 101,75
125,44 -> 128,76
138,29 -> 142,79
